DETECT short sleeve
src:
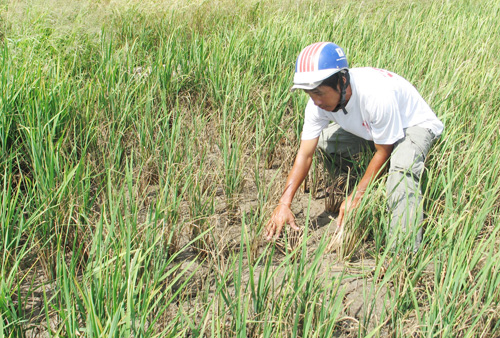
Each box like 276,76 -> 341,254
301,99 -> 330,140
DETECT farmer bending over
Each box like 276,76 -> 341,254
265,42 -> 444,252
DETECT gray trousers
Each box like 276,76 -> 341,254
317,123 -> 437,252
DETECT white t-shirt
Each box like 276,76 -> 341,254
301,67 -> 444,144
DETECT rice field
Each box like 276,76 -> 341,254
1,0 -> 500,336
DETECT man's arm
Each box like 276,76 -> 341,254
265,137 -> 319,240
337,143 -> 393,227
337,144 -> 394,227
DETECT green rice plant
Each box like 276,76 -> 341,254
35,154 -> 206,337
186,153 -> 217,253
0,162 -> 34,337
258,87 -> 293,169
219,101 -> 246,206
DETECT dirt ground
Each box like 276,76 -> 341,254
170,165 -> 395,337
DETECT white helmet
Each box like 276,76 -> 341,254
291,42 -> 349,91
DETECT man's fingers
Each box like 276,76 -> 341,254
265,220 -> 275,240
265,206 -> 299,240
273,223 -> 284,240
266,229 -> 274,241
266,229 -> 275,241
289,219 -> 300,231
337,210 -> 344,227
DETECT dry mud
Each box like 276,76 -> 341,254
169,166 -> 395,337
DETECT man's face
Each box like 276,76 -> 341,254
304,85 -> 341,112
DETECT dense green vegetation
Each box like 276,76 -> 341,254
1,0 -> 499,336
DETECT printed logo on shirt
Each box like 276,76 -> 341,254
372,67 -> 394,78
362,121 -> 371,133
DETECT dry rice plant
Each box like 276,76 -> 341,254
275,227 -> 304,258
325,172 -> 353,213
339,219 -> 365,260
326,220 -> 343,254
326,216 -> 365,260
301,156 -> 324,199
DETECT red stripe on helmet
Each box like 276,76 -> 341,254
299,42 -> 327,73
302,43 -> 318,72
300,43 -> 317,72
308,42 -> 325,72
298,46 -> 310,73
303,44 -> 315,72
304,44 -> 317,72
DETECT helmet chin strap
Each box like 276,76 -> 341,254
333,70 -> 350,114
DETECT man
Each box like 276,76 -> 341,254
265,42 -> 444,252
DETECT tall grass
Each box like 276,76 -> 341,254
1,0 -> 499,336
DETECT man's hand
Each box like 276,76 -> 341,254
265,204 -> 300,240
337,193 -> 362,227
336,143 -> 393,227
265,138 -> 318,241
